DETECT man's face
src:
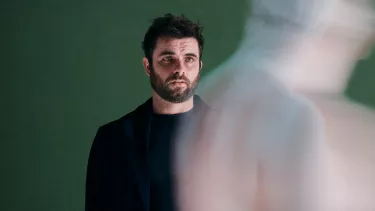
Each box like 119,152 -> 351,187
146,37 -> 202,103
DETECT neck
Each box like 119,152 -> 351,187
269,34 -> 360,95
151,92 -> 194,114
273,63 -> 352,95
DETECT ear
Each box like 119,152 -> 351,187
199,61 -> 203,71
143,57 -> 151,76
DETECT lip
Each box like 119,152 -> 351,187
169,80 -> 186,84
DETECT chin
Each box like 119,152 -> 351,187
171,87 -> 187,93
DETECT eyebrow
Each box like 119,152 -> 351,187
159,51 -> 175,57
158,51 -> 198,58
185,53 -> 198,58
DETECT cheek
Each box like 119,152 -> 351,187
152,66 -> 169,77
187,67 -> 200,81
155,64 -> 177,76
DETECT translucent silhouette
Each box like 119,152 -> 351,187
175,0 -> 375,210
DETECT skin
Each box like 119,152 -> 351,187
142,37 -> 203,114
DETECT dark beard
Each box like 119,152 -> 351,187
149,67 -> 199,103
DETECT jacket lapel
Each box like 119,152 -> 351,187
127,98 -> 153,211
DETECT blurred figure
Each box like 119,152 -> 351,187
175,0 -> 375,211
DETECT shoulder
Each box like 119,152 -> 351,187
95,98 -> 151,135
89,112 -> 133,153
268,88 -> 324,142
97,111 -> 135,135
88,111 -> 141,163
276,93 -> 326,158
91,101 -> 147,149
256,71 -> 324,134
244,76 -> 325,152
290,93 -> 324,134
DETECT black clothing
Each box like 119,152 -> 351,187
149,110 -> 194,211
85,95 -> 209,211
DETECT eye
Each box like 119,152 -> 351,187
185,57 -> 195,63
162,56 -> 173,62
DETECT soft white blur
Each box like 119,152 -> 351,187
174,0 -> 375,211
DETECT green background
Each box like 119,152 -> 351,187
1,0 -> 374,210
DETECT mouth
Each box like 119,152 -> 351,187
169,80 -> 187,85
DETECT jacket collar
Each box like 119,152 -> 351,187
135,94 -> 208,116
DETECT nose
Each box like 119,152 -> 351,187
173,59 -> 185,75
172,71 -> 184,79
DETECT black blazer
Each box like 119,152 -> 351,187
85,95 -> 209,211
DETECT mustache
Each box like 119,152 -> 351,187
166,74 -> 189,84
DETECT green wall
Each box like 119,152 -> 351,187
1,0 -> 373,210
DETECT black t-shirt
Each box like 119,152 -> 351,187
149,109 -> 193,211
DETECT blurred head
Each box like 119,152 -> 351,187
142,13 -> 204,103
288,0 -> 375,93
246,0 -> 375,93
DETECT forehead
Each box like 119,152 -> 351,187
153,37 -> 199,54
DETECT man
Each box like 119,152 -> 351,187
85,13 -> 207,211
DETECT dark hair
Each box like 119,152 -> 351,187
142,13 -> 204,64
